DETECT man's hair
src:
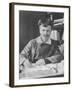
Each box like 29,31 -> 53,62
38,18 -> 53,27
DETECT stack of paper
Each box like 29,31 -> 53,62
20,60 -> 64,79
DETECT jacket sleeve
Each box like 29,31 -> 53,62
19,40 -> 32,65
45,44 -> 64,64
45,54 -> 63,64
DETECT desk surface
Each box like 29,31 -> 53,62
19,61 -> 64,79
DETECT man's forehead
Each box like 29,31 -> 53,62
39,24 -> 51,29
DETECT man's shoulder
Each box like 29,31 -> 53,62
28,36 -> 39,46
30,36 -> 40,43
51,39 -> 59,45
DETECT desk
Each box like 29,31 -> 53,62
20,60 -> 64,79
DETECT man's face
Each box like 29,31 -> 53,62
39,25 -> 52,39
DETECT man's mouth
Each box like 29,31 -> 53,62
43,35 -> 49,37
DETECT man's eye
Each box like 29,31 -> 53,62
42,30 -> 45,31
47,30 -> 50,32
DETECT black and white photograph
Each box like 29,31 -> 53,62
19,11 -> 64,79
9,3 -> 70,87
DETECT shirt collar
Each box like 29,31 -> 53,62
36,36 -> 51,44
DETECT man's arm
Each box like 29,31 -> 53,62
45,45 -> 64,64
19,40 -> 32,72
45,55 -> 63,64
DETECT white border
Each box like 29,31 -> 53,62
14,4 -> 69,86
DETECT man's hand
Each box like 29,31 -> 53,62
35,59 -> 45,66
19,64 -> 24,73
46,55 -> 60,63
24,59 -> 33,68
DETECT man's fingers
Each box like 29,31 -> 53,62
19,65 -> 24,73
36,59 -> 45,65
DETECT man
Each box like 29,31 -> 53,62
19,18 -> 64,72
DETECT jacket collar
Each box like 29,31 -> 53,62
36,36 -> 51,44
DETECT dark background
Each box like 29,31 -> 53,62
19,10 -> 64,53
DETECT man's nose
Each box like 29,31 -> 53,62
44,31 -> 48,34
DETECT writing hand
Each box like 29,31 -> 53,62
35,59 -> 45,66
